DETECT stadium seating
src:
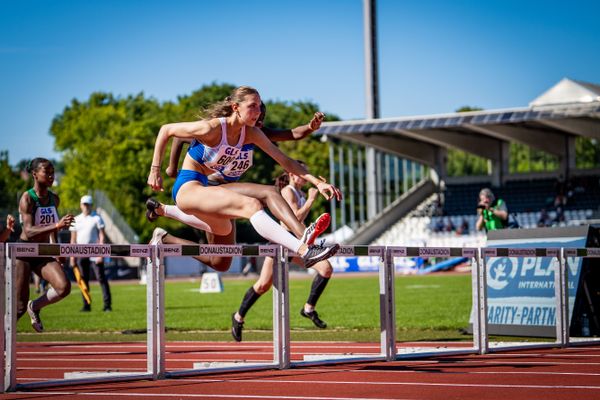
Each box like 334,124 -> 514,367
371,175 -> 599,248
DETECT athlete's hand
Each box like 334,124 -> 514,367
56,214 -> 75,230
308,112 -> 325,131
307,187 -> 318,201
148,168 -> 164,192
5,214 -> 15,232
316,181 -> 342,201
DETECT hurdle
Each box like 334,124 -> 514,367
391,246 -> 484,360
2,243 -> 156,392
479,246 -> 600,353
157,244 -> 286,378
563,247 -> 600,348
3,243 -> 600,392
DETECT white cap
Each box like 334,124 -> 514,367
80,195 -> 93,204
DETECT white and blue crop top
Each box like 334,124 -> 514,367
187,117 -> 254,182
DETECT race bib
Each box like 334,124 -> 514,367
35,206 -> 58,226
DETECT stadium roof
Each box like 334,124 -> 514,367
317,78 -> 600,184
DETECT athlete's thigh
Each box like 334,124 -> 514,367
258,256 -> 274,281
219,182 -> 272,200
177,182 -> 258,219
206,223 -> 236,245
204,224 -> 236,271
39,260 -> 68,288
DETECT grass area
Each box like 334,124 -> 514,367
16,273 -> 477,342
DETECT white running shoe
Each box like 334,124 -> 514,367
148,227 -> 167,269
27,300 -> 43,333
302,243 -> 340,269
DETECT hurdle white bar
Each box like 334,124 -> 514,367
555,248 -> 568,347
479,248 -> 490,354
4,244 -> 17,391
0,243 -> 5,393
147,244 -> 161,379
3,243 -> 155,392
273,247 -> 290,368
472,248 -> 484,353
162,244 -> 281,378
381,247 -> 396,360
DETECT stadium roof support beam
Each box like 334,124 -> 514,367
464,123 -> 574,178
537,118 -> 600,140
395,128 -> 502,162
462,123 -> 566,157
327,133 -> 439,166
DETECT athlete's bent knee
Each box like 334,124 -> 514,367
54,280 -> 71,298
241,197 -> 263,217
254,279 -> 273,294
209,257 -> 232,272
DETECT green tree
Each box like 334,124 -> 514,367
51,92 -> 167,240
0,151 -> 28,217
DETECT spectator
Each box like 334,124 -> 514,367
433,218 -> 444,233
537,208 -> 551,227
70,195 -> 112,312
444,217 -> 455,232
476,188 -> 508,232
553,205 -> 566,225
456,217 -> 470,235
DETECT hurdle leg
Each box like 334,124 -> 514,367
4,246 -> 17,391
379,248 -> 396,360
1,244 -> 5,393
147,246 -> 158,379
157,247 -> 166,378
273,246 -> 290,369
479,252 -> 489,354
557,249 -> 570,346
471,249 -> 483,353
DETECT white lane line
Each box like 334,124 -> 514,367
17,366 -> 146,371
177,377 -> 600,390
4,391 -> 414,400
346,368 -> 600,377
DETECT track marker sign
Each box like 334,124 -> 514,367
200,272 -> 223,293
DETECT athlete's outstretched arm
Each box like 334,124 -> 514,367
148,120 -> 211,191
248,127 -> 341,201
166,137 -> 192,178
265,112 -> 325,142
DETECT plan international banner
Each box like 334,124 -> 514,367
470,226 -> 592,337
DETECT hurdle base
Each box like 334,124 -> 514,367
303,354 -> 373,361
64,371 -> 143,379
192,361 -> 270,369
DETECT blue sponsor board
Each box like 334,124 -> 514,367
470,226 -> 589,336
330,256 -> 416,274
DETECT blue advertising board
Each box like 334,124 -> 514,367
470,226 -> 590,337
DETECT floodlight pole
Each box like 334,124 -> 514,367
364,0 -> 379,218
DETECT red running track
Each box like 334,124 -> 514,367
2,341 -> 600,399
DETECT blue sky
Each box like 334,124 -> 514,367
2,0 -> 599,165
